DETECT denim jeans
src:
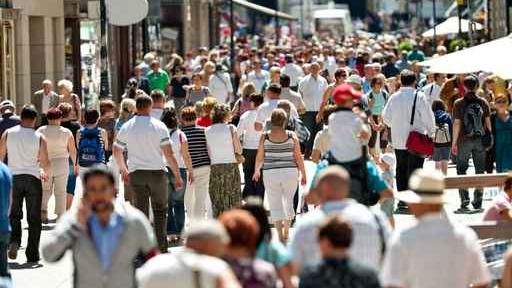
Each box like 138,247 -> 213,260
10,175 -> 42,260
0,233 -> 9,277
66,159 -> 76,195
242,149 -> 265,200
166,168 -> 187,235
456,137 -> 486,208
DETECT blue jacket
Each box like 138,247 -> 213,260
0,162 -> 12,233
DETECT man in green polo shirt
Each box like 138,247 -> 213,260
147,60 -> 170,93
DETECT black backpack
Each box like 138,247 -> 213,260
463,98 -> 486,138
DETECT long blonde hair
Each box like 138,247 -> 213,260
119,98 -> 136,122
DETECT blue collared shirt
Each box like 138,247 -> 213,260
88,211 -> 125,271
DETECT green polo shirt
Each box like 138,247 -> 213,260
147,69 -> 170,92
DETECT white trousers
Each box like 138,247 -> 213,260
263,168 -> 298,223
42,158 -> 69,217
184,166 -> 211,224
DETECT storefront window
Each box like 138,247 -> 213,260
80,21 -> 101,108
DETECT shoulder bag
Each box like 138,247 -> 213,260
406,91 -> 434,157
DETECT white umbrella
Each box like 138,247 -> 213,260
421,17 -> 483,37
418,34 -> 512,79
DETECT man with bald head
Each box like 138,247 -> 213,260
32,80 -> 59,126
290,166 -> 390,273
137,220 -> 241,288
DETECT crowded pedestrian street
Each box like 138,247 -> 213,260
1,0 -> 512,288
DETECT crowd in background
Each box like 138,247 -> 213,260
0,30 -> 512,288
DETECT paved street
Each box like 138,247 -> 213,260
9,160 -> 494,288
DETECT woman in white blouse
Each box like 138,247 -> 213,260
205,104 -> 242,217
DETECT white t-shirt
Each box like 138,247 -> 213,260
208,72 -> 233,103
255,99 -> 299,126
328,110 -> 365,162
298,74 -> 328,112
237,110 -> 261,150
170,129 -> 187,169
247,70 -> 270,92
150,108 -> 164,120
422,82 -> 441,106
205,123 -> 236,164
5,126 -> 41,178
115,115 -> 172,172
137,252 -> 233,288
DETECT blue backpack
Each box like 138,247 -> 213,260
77,127 -> 105,167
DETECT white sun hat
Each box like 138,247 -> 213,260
396,169 -> 446,204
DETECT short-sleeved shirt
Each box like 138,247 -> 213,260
170,129 -> 187,169
483,192 -> 512,221
170,76 -> 190,99
147,69 -> 170,92
181,125 -> 211,168
256,240 -> 291,268
255,99 -> 299,126
313,127 -> 330,154
328,109 -> 365,162
452,94 -> 491,142
0,113 -> 21,137
367,161 -> 390,194
115,115 -> 171,172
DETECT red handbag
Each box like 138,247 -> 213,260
406,92 -> 434,157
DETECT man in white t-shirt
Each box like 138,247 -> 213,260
281,55 -> 304,91
208,65 -> 234,104
298,62 -> 328,158
422,73 -> 446,107
0,105 -> 50,263
247,60 -> 270,92
237,94 -> 265,199
254,84 -> 298,132
113,94 -> 182,253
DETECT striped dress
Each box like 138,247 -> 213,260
263,131 -> 297,170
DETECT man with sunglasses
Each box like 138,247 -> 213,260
42,166 -> 159,288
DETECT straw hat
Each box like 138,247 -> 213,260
396,169 -> 445,204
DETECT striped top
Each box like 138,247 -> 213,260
263,131 -> 297,170
181,125 -> 211,168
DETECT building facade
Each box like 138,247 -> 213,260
0,0 -> 65,109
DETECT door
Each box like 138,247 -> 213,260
0,19 -> 15,103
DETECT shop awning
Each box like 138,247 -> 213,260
232,0 -> 297,21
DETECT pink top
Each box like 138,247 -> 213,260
483,192 -> 512,221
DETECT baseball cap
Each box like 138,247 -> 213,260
332,84 -> 362,103
0,100 -> 15,110
345,74 -> 363,86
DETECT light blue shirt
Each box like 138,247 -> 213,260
88,211 -> 125,271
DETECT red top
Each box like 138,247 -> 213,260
196,116 -> 212,127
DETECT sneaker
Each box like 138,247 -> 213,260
8,243 -> 18,260
454,206 -> 472,214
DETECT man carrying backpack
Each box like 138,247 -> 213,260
451,75 -> 492,214
76,109 -> 108,174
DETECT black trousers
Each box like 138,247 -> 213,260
242,149 -> 265,200
395,149 -> 425,209
302,112 -> 323,158
10,174 -> 42,260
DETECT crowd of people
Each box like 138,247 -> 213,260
0,31 -> 512,288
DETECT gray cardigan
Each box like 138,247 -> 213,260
41,203 -> 157,288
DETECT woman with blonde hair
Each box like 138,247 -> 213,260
231,82 -> 256,125
201,61 -> 216,86
196,96 -> 218,127
260,66 -> 281,94
57,79 -> 81,122
253,108 -> 307,242
205,104 -> 242,217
